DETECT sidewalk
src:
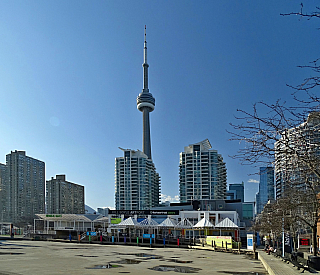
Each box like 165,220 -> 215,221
190,244 -> 317,275
258,250 -> 317,275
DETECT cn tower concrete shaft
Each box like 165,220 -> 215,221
142,108 -> 151,159
136,26 -> 155,159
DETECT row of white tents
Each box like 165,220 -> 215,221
113,216 -> 238,229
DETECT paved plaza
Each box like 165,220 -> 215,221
0,240 -> 268,275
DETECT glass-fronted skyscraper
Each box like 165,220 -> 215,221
229,182 -> 245,202
115,148 -> 160,210
5,150 -> 45,223
256,167 -> 274,214
179,139 -> 227,203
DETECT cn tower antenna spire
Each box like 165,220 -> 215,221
144,25 -> 147,63
143,25 -> 148,91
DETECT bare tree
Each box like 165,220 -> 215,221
253,197 -> 303,250
229,4 -> 320,256
280,4 -> 320,20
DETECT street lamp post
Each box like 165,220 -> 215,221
282,217 -> 285,257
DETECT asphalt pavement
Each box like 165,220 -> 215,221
0,239 -> 267,275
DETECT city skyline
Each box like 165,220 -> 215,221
0,1 -> 318,210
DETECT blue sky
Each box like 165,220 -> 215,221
0,1 -> 319,210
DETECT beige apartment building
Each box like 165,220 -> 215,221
46,175 -> 85,214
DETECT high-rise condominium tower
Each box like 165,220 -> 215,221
256,167 -> 274,214
275,112 -> 320,198
6,150 -> 45,223
115,148 -> 160,210
0,163 -> 6,222
115,27 -> 160,210
136,26 -> 155,159
179,139 -> 227,203
46,175 -> 85,214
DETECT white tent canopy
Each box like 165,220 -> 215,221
175,218 -> 194,229
138,218 -> 159,227
95,216 -> 110,222
158,217 -> 178,227
193,218 -> 215,228
36,214 -> 100,222
215,217 -> 238,228
117,217 -> 139,227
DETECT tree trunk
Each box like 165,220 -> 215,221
293,235 -> 297,251
313,225 -> 318,256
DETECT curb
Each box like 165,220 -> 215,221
258,252 -> 276,275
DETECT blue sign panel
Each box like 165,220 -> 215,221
256,232 -> 261,246
143,234 -> 155,239
247,233 -> 254,250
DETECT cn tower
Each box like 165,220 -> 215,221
137,26 -> 155,159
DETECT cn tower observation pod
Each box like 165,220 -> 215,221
137,91 -> 155,111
